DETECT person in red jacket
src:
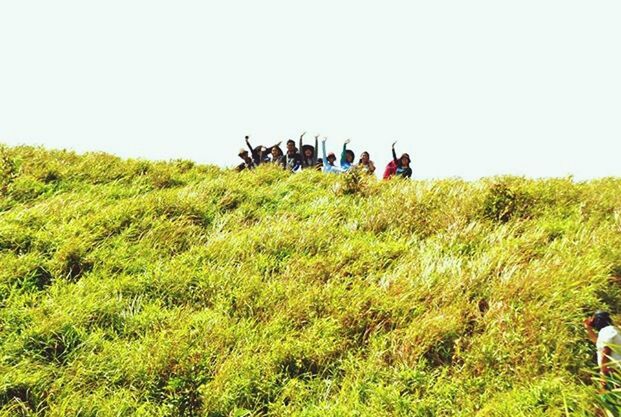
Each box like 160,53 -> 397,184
384,141 -> 412,179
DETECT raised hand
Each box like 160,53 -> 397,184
392,141 -> 398,148
300,132 -> 307,138
322,137 -> 328,144
315,134 -> 320,139
344,139 -> 351,145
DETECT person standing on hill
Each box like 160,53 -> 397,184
244,136 -> 279,166
321,138 -> 345,174
584,311 -> 621,390
284,139 -> 302,172
236,149 -> 256,172
340,139 -> 355,172
299,132 -> 319,170
359,151 -> 376,174
384,141 -> 412,179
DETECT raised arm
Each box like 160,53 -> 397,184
245,136 -> 254,155
341,139 -> 351,166
392,141 -> 398,163
299,132 -> 306,156
322,138 -> 328,166
266,140 -> 282,152
314,135 -> 319,163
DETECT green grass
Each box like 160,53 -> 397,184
1,144 -> 620,416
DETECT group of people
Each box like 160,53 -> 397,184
235,133 -> 413,179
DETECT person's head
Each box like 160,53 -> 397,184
302,145 -> 314,159
592,311 -> 613,331
345,149 -> 355,164
238,149 -> 250,160
360,151 -> 370,164
286,140 -> 296,152
327,152 -> 336,166
271,146 -> 283,158
400,153 -> 411,167
253,146 -> 268,161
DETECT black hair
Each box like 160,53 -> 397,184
286,139 -> 296,146
593,311 -> 613,331
270,146 -> 283,157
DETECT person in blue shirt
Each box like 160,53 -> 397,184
340,139 -> 355,171
321,138 -> 346,174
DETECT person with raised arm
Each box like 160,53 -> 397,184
235,148 -> 256,172
340,139 -> 355,172
383,141 -> 412,179
245,136 -> 280,166
321,138 -> 345,174
284,138 -> 302,172
299,132 -> 319,170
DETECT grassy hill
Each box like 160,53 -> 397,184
1,145 -> 620,416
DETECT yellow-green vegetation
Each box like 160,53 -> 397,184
1,145 -> 620,416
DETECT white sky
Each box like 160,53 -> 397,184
1,1 -> 619,179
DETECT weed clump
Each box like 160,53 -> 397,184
482,180 -> 535,222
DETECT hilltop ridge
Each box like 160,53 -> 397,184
1,145 -> 620,416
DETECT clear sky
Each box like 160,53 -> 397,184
1,1 -> 619,179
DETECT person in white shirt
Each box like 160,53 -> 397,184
584,311 -> 621,390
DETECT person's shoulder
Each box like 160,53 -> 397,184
598,326 -> 619,344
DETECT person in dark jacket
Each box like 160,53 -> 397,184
385,141 -> 412,179
314,157 -> 324,171
299,132 -> 319,169
245,136 -> 280,166
284,139 -> 302,172
236,148 -> 256,172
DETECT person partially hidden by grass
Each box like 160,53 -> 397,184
584,311 -> 621,392
245,136 -> 280,166
269,144 -> 285,168
321,138 -> 345,174
340,139 -> 355,172
236,148 -> 255,172
299,132 -> 319,170
359,151 -> 376,174
383,141 -> 411,179
284,139 -> 302,172
388,141 -> 412,179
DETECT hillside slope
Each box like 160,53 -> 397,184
1,145 -> 620,416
